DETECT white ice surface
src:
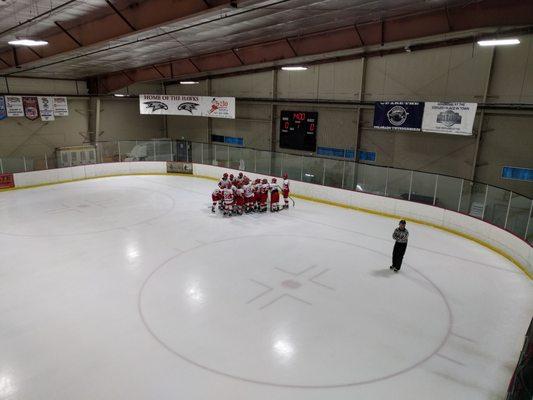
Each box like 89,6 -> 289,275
0,175 -> 531,400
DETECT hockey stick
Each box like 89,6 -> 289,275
289,196 -> 295,207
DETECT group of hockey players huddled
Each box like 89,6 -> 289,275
212,172 -> 290,216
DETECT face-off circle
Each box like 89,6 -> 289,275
139,235 -> 451,388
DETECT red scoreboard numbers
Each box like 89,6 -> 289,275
279,111 -> 318,151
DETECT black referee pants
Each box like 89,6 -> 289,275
392,242 -> 407,270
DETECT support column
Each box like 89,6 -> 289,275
270,69 -> 278,152
354,57 -> 366,162
470,47 -> 495,182
207,78 -> 213,144
88,97 -> 101,144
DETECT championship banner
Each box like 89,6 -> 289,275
139,94 -> 235,119
422,102 -> 478,135
5,95 -> 24,117
373,101 -> 424,131
22,96 -> 39,120
53,97 -> 69,116
0,173 -> 14,189
38,96 -> 55,121
0,96 -> 6,120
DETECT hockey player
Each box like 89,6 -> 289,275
235,172 -> 244,186
218,173 -> 229,189
259,178 -> 269,213
223,183 -> 235,216
243,178 -> 255,213
281,173 -> 290,209
253,178 -> 262,211
211,186 -> 222,213
234,182 -> 245,215
269,178 -> 281,212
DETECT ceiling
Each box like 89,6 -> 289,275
0,0 -> 531,93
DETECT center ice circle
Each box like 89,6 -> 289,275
139,235 -> 451,388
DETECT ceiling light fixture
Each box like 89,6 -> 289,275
113,93 -> 126,97
179,81 -> 199,85
8,39 -> 48,47
477,38 -> 520,46
281,66 -> 308,71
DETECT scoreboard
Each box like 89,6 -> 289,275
279,111 -> 318,151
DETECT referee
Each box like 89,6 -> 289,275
390,220 -> 409,272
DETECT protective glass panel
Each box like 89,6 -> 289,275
435,175 -> 462,210
324,159 -> 345,188
302,156 -> 324,185
410,171 -> 437,205
255,150 -> 272,175
459,181 -> 486,218
342,161 -> 358,191
386,169 -> 411,200
483,186 -> 511,228
506,193 -> 531,238
191,142 -> 203,164
282,153 -> 302,182
356,164 -> 387,195
212,144 -> 228,168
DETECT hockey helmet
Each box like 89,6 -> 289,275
283,173 -> 288,179
272,178 -> 277,183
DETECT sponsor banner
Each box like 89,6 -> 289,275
5,95 -> 24,117
139,94 -> 235,119
38,96 -> 55,121
422,102 -> 477,135
373,101 -> 424,131
201,97 -> 235,119
22,96 -> 40,120
0,96 -> 6,120
0,173 -> 14,189
53,97 -> 69,116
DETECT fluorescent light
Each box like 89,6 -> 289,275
477,38 -> 520,46
281,66 -> 307,71
179,81 -> 199,85
8,39 -> 48,46
113,93 -> 126,97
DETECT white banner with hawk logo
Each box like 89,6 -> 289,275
422,102 -> 477,135
139,94 -> 235,119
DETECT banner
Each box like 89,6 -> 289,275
139,94 -> 235,119
422,102 -> 477,135
373,101 -> 424,131
22,96 -> 39,120
5,95 -> 24,117
0,96 -> 6,120
0,173 -> 14,189
53,97 -> 69,116
38,96 -> 55,121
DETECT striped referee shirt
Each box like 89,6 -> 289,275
393,228 -> 409,243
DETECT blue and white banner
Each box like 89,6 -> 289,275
373,101 -> 424,131
38,96 -> 55,121
422,102 -> 477,135
5,95 -> 24,117
0,96 -> 6,120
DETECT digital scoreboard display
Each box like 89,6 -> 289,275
279,111 -> 318,151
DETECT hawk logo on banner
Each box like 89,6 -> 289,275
22,96 -> 39,121
144,101 -> 168,113
387,106 -> 409,126
177,102 -> 199,114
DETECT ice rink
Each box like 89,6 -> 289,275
0,174 -> 531,400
